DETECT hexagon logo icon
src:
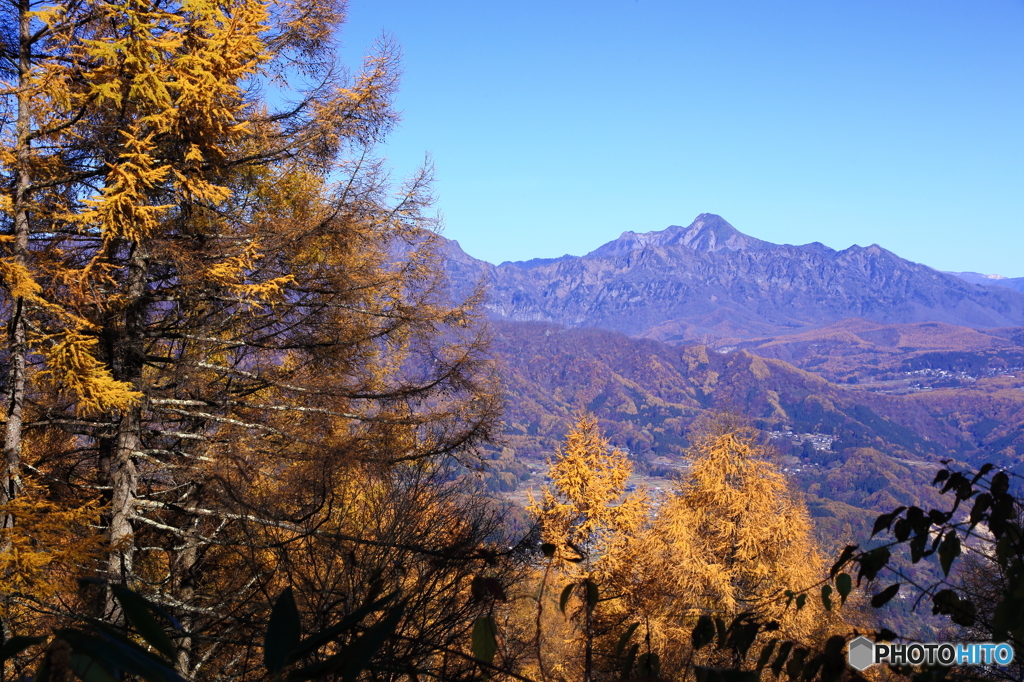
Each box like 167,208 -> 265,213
848,636 -> 875,671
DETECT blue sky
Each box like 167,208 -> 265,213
337,0 -> 1024,276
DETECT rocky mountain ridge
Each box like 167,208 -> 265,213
442,214 -> 1024,341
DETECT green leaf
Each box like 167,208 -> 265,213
802,654 -> 825,682
286,593 -> 395,665
820,585 -> 833,612
621,643 -> 639,680
111,585 -> 178,662
856,547 -> 890,583
938,531 -> 961,577
286,604 -> 406,682
714,617 -> 728,649
819,635 -> 848,682
265,587 -> 302,676
637,652 -> 660,679
470,577 -> 507,602
57,629 -> 184,682
471,616 -> 498,665
932,589 -> 976,627
971,463 -> 993,484
756,641 -> 777,671
870,583 -> 900,608
770,641 -> 794,678
835,573 -> 852,605
871,507 -> 905,537
969,493 -> 992,528
691,615 -> 715,651
484,578 -> 507,601
950,599 -> 977,628
785,647 -> 809,681
614,623 -> 640,657
892,518 -> 911,542
730,619 -> 761,660
910,532 -> 929,563
559,583 -> 574,614
0,636 -> 47,664
991,596 -> 1022,639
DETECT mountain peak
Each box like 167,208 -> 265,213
588,214 -> 771,257
671,213 -> 771,252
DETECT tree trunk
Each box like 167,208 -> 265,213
2,0 -> 34,523
102,241 -> 147,616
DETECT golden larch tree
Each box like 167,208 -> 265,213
644,417 -> 841,677
528,413 -> 648,682
1,0 -> 501,677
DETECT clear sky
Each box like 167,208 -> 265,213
336,0 -> 1024,276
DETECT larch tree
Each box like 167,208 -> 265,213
528,413 -> 648,682
649,416 -> 837,670
1,0 -> 502,675
512,415 -> 870,682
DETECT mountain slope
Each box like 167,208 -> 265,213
483,319 -> 1024,544
730,318 -> 1024,383
444,214 -> 1024,340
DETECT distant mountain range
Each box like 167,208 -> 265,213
947,271 -> 1024,293
442,214 -> 1024,341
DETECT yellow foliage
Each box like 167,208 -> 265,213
528,413 -> 647,580
1,0 -> 498,675
0,476 -> 104,603
515,416 -> 843,681
38,330 -> 142,413
0,258 -> 42,299
642,419 -> 840,660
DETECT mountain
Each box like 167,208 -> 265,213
480,320 -> 1024,543
443,214 -> 1024,341
947,271 -> 1024,293
487,320 -> 1024,468
729,318 -> 1024,384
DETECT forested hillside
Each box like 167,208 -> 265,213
480,320 -> 1024,543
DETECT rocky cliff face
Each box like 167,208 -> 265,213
442,214 -> 1024,341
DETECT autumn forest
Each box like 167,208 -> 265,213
1,2 -> 1022,682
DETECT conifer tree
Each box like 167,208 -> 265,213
648,416 -> 833,670
1,0 -> 500,673
530,414 -> 647,575
528,414 -> 647,682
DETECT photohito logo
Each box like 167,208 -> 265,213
847,636 -> 1015,671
